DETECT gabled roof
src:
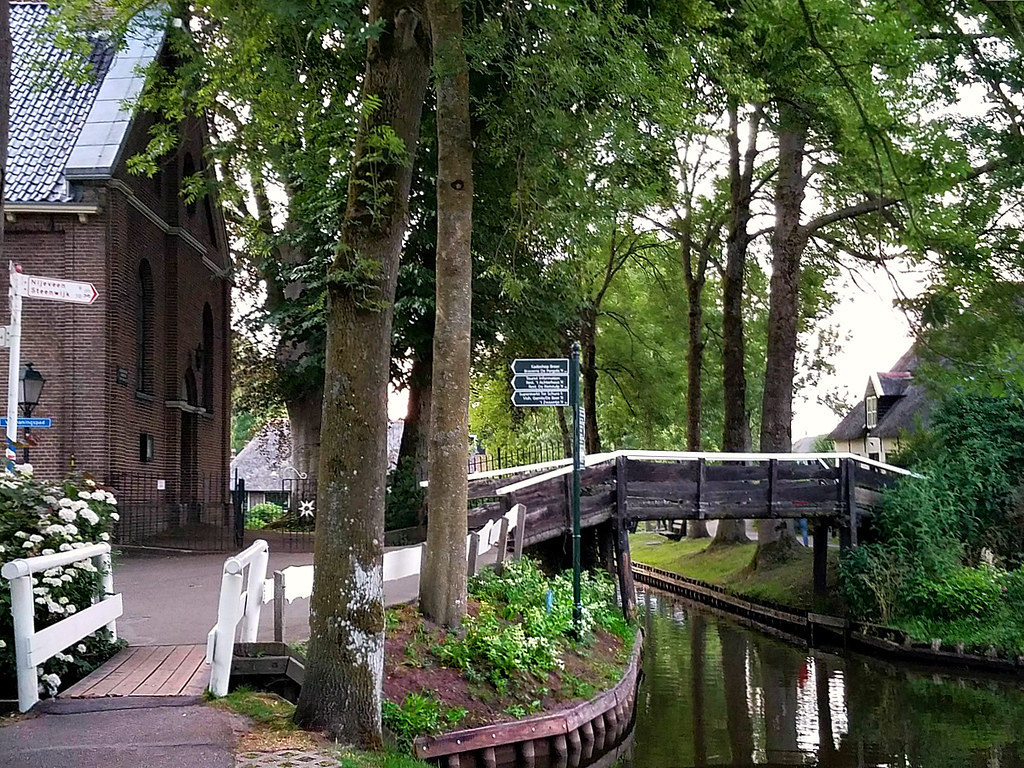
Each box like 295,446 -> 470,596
829,346 -> 929,441
8,2 -> 164,204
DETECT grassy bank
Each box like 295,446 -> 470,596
629,532 -> 841,612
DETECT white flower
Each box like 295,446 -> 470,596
0,544 -> 5,554
85,479 -> 96,488
77,492 -> 92,500
64,524 -> 78,536
0,639 -> 6,649
22,540 -> 34,549
42,495 -> 58,506
15,531 -> 28,539
41,673 -> 60,693
60,574 -> 73,582
41,548 -> 55,555
110,512 -> 119,521
80,510 -> 99,525
58,543 -> 72,552
58,497 -> 74,508
34,597 -> 45,604
76,644 -> 86,654
58,509 -> 76,523
15,462 -> 33,475
44,525 -> 65,536
91,490 -> 105,501
99,532 -> 110,542
58,597 -> 69,605
33,587 -> 47,596
105,492 -> 117,505
72,500 -> 89,512
28,534 -> 43,543
65,604 -> 77,614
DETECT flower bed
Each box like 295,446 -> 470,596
0,468 -> 122,701
381,559 -> 636,750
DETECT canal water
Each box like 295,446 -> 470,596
623,586 -> 1024,768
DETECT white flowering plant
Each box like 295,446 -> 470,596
0,471 -> 123,699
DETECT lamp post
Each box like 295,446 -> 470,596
18,363 -> 45,465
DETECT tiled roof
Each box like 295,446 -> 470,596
8,2 -> 113,202
8,2 -> 164,204
829,346 -> 929,441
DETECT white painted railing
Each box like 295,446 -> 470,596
206,538 -> 268,696
2,543 -> 121,712
267,503 -> 526,642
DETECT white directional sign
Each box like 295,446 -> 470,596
22,275 -> 99,305
511,358 -> 569,407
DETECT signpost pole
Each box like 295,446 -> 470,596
5,263 -> 22,471
570,342 -> 582,636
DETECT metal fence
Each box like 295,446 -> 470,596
107,471 -> 240,552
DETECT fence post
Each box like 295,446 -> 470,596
495,517 -> 510,575
6,568 -> 38,711
613,455 -> 636,621
273,570 -> 285,643
241,545 -> 269,643
209,565 -> 244,696
512,503 -> 526,560
233,478 -> 245,549
96,549 -> 117,640
467,532 -> 481,577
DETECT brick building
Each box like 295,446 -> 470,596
4,3 -> 231,542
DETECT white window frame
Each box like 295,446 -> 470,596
866,395 -> 878,428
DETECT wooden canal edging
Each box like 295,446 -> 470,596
411,630 -> 644,768
633,561 -> 1024,679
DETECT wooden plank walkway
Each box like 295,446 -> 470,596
61,645 -> 208,698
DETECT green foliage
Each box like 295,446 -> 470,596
246,503 -> 284,530
902,567 -> 1004,623
382,692 -> 466,750
429,558 -> 632,691
214,687 -> 298,732
385,460 -> 424,532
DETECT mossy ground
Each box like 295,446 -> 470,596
629,532 -> 842,612
212,687 -> 432,767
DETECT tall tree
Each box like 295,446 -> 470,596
294,1 -> 431,744
420,0 -> 474,627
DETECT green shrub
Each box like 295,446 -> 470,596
0,470 -> 122,698
386,460 -> 424,531
383,692 -> 465,749
902,567 -> 1004,622
246,502 -> 284,530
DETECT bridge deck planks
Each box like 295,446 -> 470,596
60,644 -> 207,698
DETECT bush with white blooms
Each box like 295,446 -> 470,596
0,467 -> 122,699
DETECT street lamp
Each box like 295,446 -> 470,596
18,363 -> 45,464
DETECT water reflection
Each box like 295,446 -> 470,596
626,587 -> 1024,768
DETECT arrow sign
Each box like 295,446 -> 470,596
0,417 -> 51,428
512,390 -> 569,407
20,274 -> 99,305
511,358 -> 569,376
512,374 -> 568,391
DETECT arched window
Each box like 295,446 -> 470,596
202,303 -> 214,411
135,260 -> 154,394
182,153 -> 197,216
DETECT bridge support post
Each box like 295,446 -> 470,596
614,455 -> 636,621
813,521 -> 829,595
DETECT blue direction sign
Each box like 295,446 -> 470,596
0,417 -> 51,428
512,373 -> 568,390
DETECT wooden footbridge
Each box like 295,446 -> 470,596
464,450 -> 910,605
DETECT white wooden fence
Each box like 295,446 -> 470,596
205,538 -> 268,696
1,543 -> 121,711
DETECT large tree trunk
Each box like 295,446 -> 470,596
682,231 -> 709,539
286,383 -> 322,490
715,101 -> 759,547
557,406 -> 572,457
580,305 -> 602,455
397,353 -> 432,481
420,0 -> 473,628
294,2 -> 430,745
756,102 -> 808,566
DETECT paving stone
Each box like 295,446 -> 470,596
235,749 -> 340,768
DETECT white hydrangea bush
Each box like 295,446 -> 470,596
0,470 -> 122,699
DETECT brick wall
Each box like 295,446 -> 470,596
0,115 -> 231,496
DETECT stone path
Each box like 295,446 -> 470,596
235,749 -> 339,768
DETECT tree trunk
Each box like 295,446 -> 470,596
294,1 -> 430,746
286,383 -> 322,490
689,613 -> 708,767
397,353 -> 432,481
580,305 -> 602,454
683,238 -> 704,453
715,101 -> 759,547
420,0 -> 473,628
557,406 -> 572,457
756,102 -> 808,566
